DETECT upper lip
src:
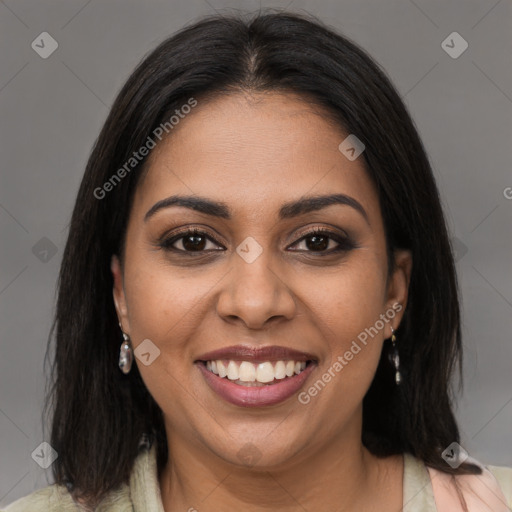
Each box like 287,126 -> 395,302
196,345 -> 317,364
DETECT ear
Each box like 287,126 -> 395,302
384,249 -> 413,337
111,254 -> 130,334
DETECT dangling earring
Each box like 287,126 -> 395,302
388,326 -> 402,385
118,324 -> 133,374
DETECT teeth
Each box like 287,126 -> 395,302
274,361 -> 286,380
217,361 -> 227,378
204,359 -> 309,384
238,361 -> 256,382
256,362 -> 275,383
227,361 -> 239,380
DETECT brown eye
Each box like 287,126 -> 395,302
158,227 -> 357,257
179,232 -> 208,251
289,228 -> 356,254
160,228 -> 224,253
302,233 -> 330,251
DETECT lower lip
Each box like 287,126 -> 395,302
196,362 -> 316,407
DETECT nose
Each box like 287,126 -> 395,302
216,249 -> 297,330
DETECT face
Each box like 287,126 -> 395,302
112,91 -> 412,469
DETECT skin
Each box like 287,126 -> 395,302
111,91 -> 413,511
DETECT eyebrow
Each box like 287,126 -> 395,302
144,193 -> 370,225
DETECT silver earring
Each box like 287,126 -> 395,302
118,328 -> 133,374
388,326 -> 402,385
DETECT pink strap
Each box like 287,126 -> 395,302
427,465 -> 509,511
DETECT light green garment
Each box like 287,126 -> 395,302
2,444 -> 511,511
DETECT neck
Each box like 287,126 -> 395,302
158,414 -> 402,511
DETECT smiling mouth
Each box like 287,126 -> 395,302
199,359 -> 315,387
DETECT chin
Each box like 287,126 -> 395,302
202,429 -> 306,470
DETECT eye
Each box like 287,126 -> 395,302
288,227 -> 356,254
159,228 -> 224,253
158,226 -> 357,255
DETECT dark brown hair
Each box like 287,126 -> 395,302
43,10 -> 481,508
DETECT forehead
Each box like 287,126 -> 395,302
133,92 -> 380,225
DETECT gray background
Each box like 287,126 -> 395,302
1,0 -> 511,506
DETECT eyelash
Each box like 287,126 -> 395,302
157,226 -> 357,256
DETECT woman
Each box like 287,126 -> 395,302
3,11 -> 511,512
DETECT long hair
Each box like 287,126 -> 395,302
43,10 -> 481,508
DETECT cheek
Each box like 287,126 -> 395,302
309,256 -> 388,339
122,257 -> 213,357
302,256 -> 388,400
122,262 -> 211,419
